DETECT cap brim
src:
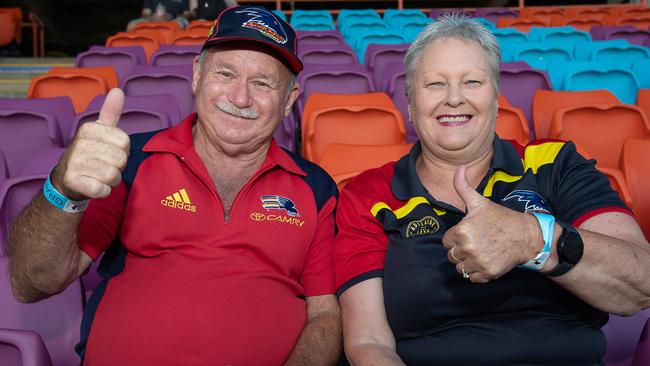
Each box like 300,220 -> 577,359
202,36 -> 303,74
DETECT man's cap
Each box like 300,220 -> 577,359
202,6 -> 303,73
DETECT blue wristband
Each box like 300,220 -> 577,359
43,174 -> 89,213
520,212 -> 555,271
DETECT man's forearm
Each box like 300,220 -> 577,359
9,193 -> 85,303
285,311 -> 342,366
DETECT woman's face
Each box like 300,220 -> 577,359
409,37 -> 498,162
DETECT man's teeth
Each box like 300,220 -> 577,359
438,115 -> 470,123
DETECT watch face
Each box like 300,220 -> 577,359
561,227 -> 584,264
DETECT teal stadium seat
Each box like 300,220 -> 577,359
511,42 -> 574,69
632,59 -> 650,88
528,26 -> 591,45
492,28 -> 528,62
355,31 -> 405,63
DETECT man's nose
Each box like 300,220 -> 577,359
227,79 -> 252,108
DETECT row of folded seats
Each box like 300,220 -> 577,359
2,6 -> 650,366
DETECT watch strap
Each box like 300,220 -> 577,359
544,223 -> 581,277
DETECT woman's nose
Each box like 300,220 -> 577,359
445,83 -> 465,108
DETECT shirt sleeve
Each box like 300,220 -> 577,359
334,170 -> 390,296
300,194 -> 337,297
77,182 -> 128,260
548,141 -> 633,227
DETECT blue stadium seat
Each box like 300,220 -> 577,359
511,42 -> 574,69
528,26 -> 591,45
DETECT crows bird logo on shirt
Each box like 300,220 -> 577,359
236,8 -> 288,44
502,190 -> 552,214
261,195 -> 300,217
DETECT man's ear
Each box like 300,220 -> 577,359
192,55 -> 201,94
283,82 -> 300,118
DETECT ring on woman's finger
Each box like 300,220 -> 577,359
460,262 -> 471,279
450,246 -> 462,263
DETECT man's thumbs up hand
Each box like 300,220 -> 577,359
51,88 -> 131,201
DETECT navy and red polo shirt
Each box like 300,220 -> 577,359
335,136 -> 632,365
76,114 -> 338,365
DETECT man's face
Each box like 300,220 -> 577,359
192,44 -> 299,152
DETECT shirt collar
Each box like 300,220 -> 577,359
391,135 -> 524,200
143,113 -> 306,176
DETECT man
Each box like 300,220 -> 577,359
190,0 -> 236,20
9,6 -> 341,365
127,0 -> 191,31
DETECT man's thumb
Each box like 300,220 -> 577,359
97,88 -> 125,128
453,165 -> 484,212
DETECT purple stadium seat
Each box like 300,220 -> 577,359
378,61 -> 404,94
75,46 -> 141,83
473,7 -> 519,24
364,43 -> 409,87
500,67 -> 552,139
296,30 -> 344,45
296,64 -> 375,124
386,69 -> 414,142
0,175 -> 45,256
299,43 -> 358,65
85,93 -> 182,125
603,309 -> 650,366
0,257 -> 83,366
633,318 -> 650,366
273,114 -> 297,153
72,107 -> 171,137
121,65 -> 195,118
0,328 -> 53,366
0,150 -> 7,187
0,110 -> 64,178
151,45 -> 201,66
591,25 -> 650,46
89,45 -> 146,65
21,148 -> 65,176
0,96 -> 75,146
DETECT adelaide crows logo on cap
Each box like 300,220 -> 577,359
503,190 -> 552,214
236,7 -> 288,44
261,195 -> 299,217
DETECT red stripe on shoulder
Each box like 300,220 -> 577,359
573,206 -> 635,227
504,139 -> 525,158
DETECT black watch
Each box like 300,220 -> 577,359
544,221 -> 584,277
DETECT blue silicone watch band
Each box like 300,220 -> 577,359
520,212 -> 555,271
43,174 -> 89,213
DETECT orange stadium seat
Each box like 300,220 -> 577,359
498,94 -> 510,106
133,28 -> 174,44
603,14 -> 650,29
548,104 -> 650,171
106,32 -> 161,62
532,90 -> 620,140
48,66 -> 119,90
497,17 -> 551,32
187,20 -> 213,34
496,105 -> 530,145
319,143 -> 412,189
133,20 -> 181,32
0,7 -> 21,43
620,138 -> 650,239
550,15 -> 604,31
0,13 -> 15,47
301,92 -> 396,130
637,89 -> 650,120
519,7 -> 565,23
563,7 -> 610,18
170,32 -> 205,46
609,5 -> 650,16
28,74 -> 109,113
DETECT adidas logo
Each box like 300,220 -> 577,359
160,188 -> 197,213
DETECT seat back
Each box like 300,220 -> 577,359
0,329 -> 53,366
496,106 -> 530,145
0,176 -> 45,255
75,49 -> 138,83
473,7 -> 518,23
548,104 -> 650,170
169,32 -> 204,46
299,43 -> 357,65
319,143 -> 412,188
532,90 -> 621,140
48,66 -> 118,90
620,138 -> 650,240
28,74 -> 109,113
0,13 -> 16,46
365,43 -> 409,83
121,65 -> 194,117
106,32 -> 161,62
0,257 -> 83,366
296,30 -> 344,45
151,45 -> 200,66
603,309 -> 650,366
632,317 -> 650,366
0,111 -> 63,177
497,17 -> 551,32
0,97 -> 75,146
637,89 -> 650,121
500,68 -> 552,137
565,68 -> 639,104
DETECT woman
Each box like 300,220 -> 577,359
334,14 -> 650,365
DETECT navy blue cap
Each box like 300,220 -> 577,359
202,6 -> 303,73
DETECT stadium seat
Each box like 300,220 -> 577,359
492,28 -> 528,61
603,14 -> 650,29
384,66 -> 412,141
527,26 -> 592,44
399,18 -> 433,43
532,89 -> 620,140
28,74 -> 108,114
121,65 -> 194,117
511,42 -> 574,69
620,138 -> 650,240
299,43 -> 358,65
0,7 -> 21,42
84,93 -> 182,126
632,60 -> 650,89
638,89 -> 650,120
302,104 -> 407,163
632,317 -> 650,366
296,30 -> 344,45
0,256 -> 83,366
75,47 -> 142,83
20,147 -> 64,176
0,96 -> 75,146
341,19 -> 388,40
106,32 -> 161,62
319,143 -> 412,188
72,107 -> 171,137
0,328 -> 53,366
384,9 -> 426,27
48,66 -> 118,90
563,7 -> 610,18
0,12 -> 16,47
608,5 -> 648,16
291,11 -> 335,31
337,9 -> 381,29
473,7 -> 518,24
550,16 -> 604,32
592,25 -> 650,45
473,17 -> 497,30
186,20 -> 213,34
0,151 -> 7,187
548,104 -> 650,170
603,309 -> 650,366
428,8 -> 474,19
496,105 -> 530,145
365,43 -> 409,87
151,45 -> 200,66
271,10 -> 287,21
354,31 -> 405,63
0,110 -> 64,177
133,27 -> 174,44
519,7 -> 565,22
497,17 -> 551,32
500,66 -> 551,135
0,175 -> 46,255
169,32 -> 206,46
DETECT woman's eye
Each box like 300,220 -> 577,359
427,81 -> 444,87
465,80 -> 482,85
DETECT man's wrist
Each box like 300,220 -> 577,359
43,173 -> 89,213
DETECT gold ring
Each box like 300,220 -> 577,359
461,263 -> 471,279
450,246 -> 461,263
